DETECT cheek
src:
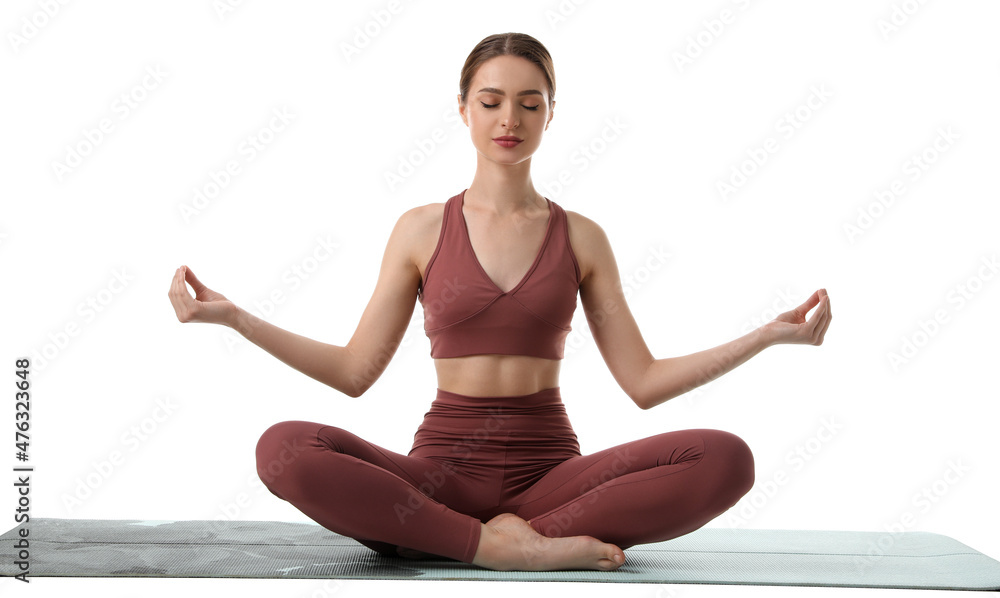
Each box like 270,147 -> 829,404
468,109 -> 492,130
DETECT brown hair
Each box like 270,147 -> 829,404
459,32 -> 555,110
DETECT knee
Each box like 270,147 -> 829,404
255,421 -> 323,492
702,429 -> 755,498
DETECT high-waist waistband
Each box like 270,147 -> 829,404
412,386 -> 580,461
431,387 -> 566,414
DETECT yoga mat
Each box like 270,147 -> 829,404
2,518 -> 999,590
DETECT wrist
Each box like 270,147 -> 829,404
758,322 -> 780,348
226,303 -> 252,333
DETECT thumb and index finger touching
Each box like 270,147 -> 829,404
795,288 -> 830,319
800,288 -> 832,341
168,265 -> 210,318
178,265 -> 210,295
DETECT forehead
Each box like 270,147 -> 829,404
472,55 -> 547,90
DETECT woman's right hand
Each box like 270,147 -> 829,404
168,265 -> 237,326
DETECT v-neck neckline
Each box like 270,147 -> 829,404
458,189 -> 553,295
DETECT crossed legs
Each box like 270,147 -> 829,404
255,421 -> 754,569
255,421 -> 483,563
513,428 -> 755,548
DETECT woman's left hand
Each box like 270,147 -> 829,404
763,288 -> 832,346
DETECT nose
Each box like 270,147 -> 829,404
502,107 -> 518,130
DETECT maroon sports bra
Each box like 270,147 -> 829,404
418,189 -> 582,359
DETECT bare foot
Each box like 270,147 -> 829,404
472,512 -> 625,571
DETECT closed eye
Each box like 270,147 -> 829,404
481,102 -> 539,111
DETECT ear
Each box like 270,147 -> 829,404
457,93 -> 468,127
546,100 -> 555,129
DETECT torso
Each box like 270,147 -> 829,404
413,194 -> 581,397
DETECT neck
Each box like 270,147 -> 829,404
466,156 -> 544,216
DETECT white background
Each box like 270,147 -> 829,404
1,1 -> 998,596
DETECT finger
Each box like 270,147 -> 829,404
170,268 -> 190,299
183,265 -> 208,294
805,295 -> 825,336
819,289 -> 830,315
795,289 -> 821,318
169,268 -> 195,318
817,297 -> 833,343
168,267 -> 185,300
168,268 -> 187,317
807,294 -> 832,338
813,296 -> 832,343
817,313 -> 831,344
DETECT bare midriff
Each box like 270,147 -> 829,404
434,354 -> 561,397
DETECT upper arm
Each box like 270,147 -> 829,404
344,207 -> 424,396
569,211 -> 655,408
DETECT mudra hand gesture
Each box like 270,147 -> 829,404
167,265 -> 236,326
764,288 -> 832,346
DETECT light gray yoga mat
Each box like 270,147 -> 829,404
2,518 -> 999,590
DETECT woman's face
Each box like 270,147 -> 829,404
459,54 -> 554,167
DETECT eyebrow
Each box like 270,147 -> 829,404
477,87 -> 544,98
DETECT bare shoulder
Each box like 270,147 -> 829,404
395,201 -> 447,278
405,201 -> 446,228
564,208 -> 614,284
392,202 -> 440,239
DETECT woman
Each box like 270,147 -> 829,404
167,32 -> 832,572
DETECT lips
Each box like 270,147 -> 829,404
494,136 -> 522,148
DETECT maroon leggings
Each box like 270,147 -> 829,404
255,387 -> 754,564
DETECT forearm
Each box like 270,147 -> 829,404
226,305 -> 363,397
636,324 -> 776,410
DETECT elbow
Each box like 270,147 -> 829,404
341,344 -> 376,398
629,360 -> 653,410
629,386 -> 650,410
342,375 -> 371,398
343,385 -> 365,399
